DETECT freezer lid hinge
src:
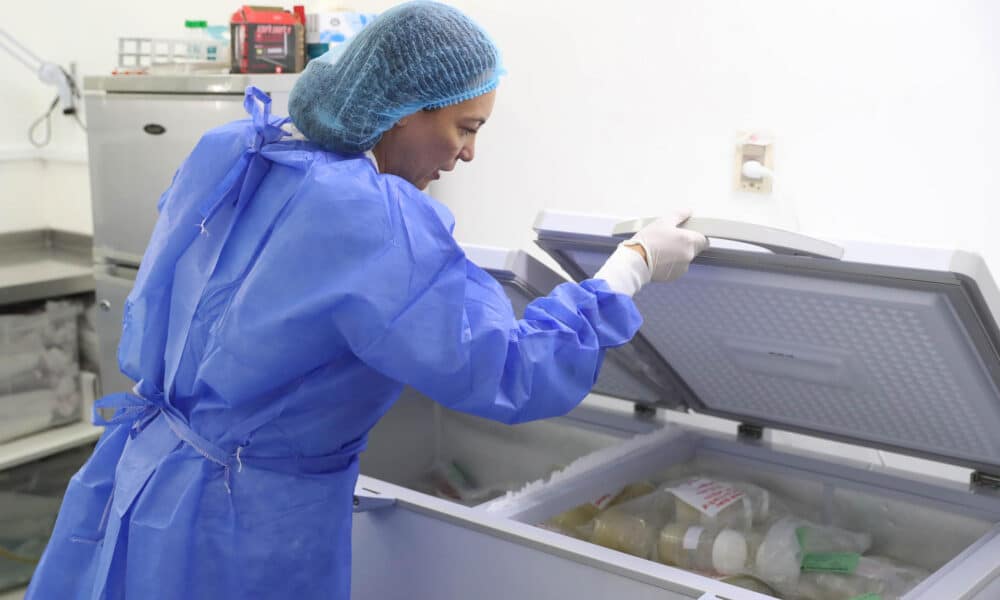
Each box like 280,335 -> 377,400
738,423 -> 765,441
971,470 -> 1000,489
353,488 -> 397,513
634,404 -> 658,420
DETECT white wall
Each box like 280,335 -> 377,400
1,2 -> 213,234
421,1 -> 1000,272
0,163 -> 46,233
421,1 -> 997,481
0,0 -> 308,235
2,0 -> 995,482
2,0 -> 997,263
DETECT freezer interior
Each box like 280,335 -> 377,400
490,422 -> 1000,599
359,246 -> 664,506
359,390 -> 628,506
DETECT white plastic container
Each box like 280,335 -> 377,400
305,11 -> 375,45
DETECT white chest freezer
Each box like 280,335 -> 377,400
352,213 -> 1000,600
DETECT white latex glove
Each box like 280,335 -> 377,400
593,210 -> 708,297
624,210 -> 708,283
593,244 -> 651,297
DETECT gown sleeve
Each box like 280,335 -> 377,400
324,175 -> 643,424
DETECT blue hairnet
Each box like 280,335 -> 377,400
288,1 -> 505,154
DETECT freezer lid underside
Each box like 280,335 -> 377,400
467,246 -> 688,410
533,229 -> 1000,474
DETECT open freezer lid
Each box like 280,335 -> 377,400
465,245 -> 687,410
533,211 -> 1000,474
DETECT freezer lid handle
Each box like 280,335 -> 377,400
613,216 -> 846,260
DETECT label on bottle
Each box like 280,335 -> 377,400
590,486 -> 624,511
682,526 -> 704,550
801,552 -> 861,574
669,479 -> 745,517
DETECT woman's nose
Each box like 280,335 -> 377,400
459,140 -> 475,162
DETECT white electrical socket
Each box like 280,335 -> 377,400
734,132 -> 775,194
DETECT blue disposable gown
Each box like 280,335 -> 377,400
27,88 -> 642,599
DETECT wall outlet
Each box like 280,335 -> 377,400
734,132 -> 775,194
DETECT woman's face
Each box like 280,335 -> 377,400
373,90 -> 497,190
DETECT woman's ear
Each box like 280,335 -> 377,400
394,115 -> 411,128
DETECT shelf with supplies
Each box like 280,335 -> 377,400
0,229 -> 101,472
0,421 -> 103,473
0,230 -> 94,306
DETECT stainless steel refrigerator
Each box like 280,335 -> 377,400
83,74 -> 299,396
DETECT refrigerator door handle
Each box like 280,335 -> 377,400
613,216 -> 845,260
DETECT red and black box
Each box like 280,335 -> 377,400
231,6 -> 305,74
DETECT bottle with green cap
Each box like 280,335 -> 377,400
794,555 -> 930,600
753,516 -> 874,595
184,20 -> 219,62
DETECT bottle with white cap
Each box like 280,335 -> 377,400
659,515 -> 876,594
657,523 -> 762,576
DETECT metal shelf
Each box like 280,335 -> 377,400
0,422 -> 103,472
83,72 -> 300,95
0,230 -> 94,306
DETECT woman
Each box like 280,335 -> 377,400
28,2 -> 706,598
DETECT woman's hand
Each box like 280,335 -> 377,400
594,210 -> 707,296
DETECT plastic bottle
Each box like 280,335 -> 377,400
546,504 -> 600,537
614,481 -> 657,505
670,478 -> 772,531
205,25 -> 232,64
545,481 -> 656,539
753,516 -> 873,594
590,486 -> 675,559
658,523 -> 763,576
657,514 -> 874,594
794,556 -> 930,600
184,20 -> 223,63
